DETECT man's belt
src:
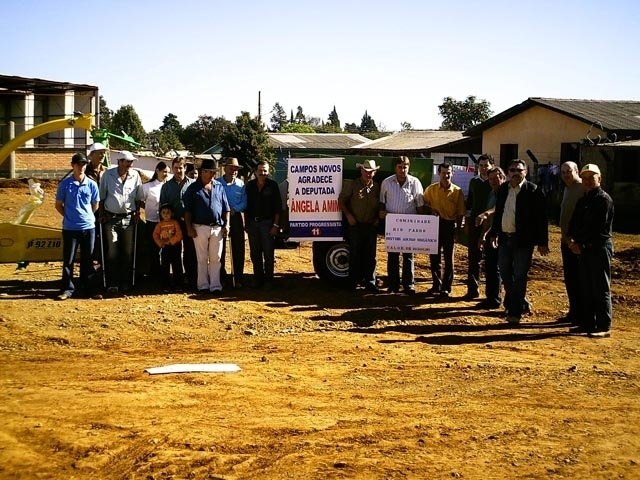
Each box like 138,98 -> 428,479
106,210 -> 133,219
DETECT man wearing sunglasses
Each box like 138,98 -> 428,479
489,159 -> 549,324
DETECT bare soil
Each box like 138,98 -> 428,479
1,179 -> 639,480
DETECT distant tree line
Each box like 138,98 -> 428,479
97,94 -> 493,169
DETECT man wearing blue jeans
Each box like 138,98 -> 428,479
490,159 -> 549,324
379,156 -> 425,294
245,161 -> 282,289
55,153 -> 100,300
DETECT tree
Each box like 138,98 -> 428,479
147,129 -> 183,155
109,104 -> 146,149
344,122 -> 359,133
359,110 -> 378,133
281,123 -> 316,133
438,95 -> 493,131
327,106 -> 341,131
269,102 -> 288,132
98,96 -> 113,131
220,111 -> 273,169
294,106 -> 306,124
160,113 -> 183,137
181,115 -> 233,153
400,121 -> 413,131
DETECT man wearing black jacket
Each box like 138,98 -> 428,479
567,164 -> 614,338
490,159 -> 549,324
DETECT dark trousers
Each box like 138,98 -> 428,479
221,212 -> 245,285
347,223 -> 377,287
561,242 -> 581,322
178,219 -> 197,289
61,228 -> 96,296
160,244 -> 183,288
247,219 -> 275,284
103,217 -> 136,289
578,241 -> 613,332
430,218 -> 456,293
467,223 -> 483,295
498,235 -> 533,317
146,221 -> 161,278
484,239 -> 502,304
387,252 -> 414,289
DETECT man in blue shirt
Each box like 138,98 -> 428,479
184,158 -> 230,293
55,153 -> 100,300
216,157 -> 247,288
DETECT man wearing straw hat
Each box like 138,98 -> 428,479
339,159 -> 381,292
217,157 -> 247,288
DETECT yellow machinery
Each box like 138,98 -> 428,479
0,114 -> 94,264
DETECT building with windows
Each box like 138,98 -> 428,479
0,74 -> 99,177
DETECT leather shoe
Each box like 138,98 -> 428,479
425,287 -> 441,296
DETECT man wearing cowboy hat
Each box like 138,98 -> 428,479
216,157 -> 247,288
339,159 -> 381,292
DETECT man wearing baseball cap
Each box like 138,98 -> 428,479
567,163 -> 615,338
55,153 -> 100,300
86,142 -> 107,185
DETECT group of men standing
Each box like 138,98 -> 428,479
338,154 -> 615,337
55,149 -> 282,299
55,148 -> 614,337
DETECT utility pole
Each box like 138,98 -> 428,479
257,91 -> 261,124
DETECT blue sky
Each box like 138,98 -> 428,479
3,0 -> 639,132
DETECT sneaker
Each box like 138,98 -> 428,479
56,292 -> 71,301
404,287 -> 416,296
425,287 -> 441,297
91,293 -> 103,300
439,290 -> 450,299
588,330 -> 611,338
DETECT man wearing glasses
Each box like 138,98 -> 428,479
489,159 -> 549,324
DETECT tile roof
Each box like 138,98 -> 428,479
351,130 -> 465,151
268,133 -> 369,150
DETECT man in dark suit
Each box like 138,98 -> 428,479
489,159 -> 549,324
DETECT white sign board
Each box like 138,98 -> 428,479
287,158 -> 343,241
385,214 -> 439,254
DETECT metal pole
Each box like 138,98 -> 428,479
99,222 -> 107,289
132,218 -> 138,287
9,121 -> 16,179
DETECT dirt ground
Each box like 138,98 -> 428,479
0,178 -> 639,480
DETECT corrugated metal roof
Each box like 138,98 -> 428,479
351,130 -> 465,150
533,98 -> 640,130
0,74 -> 98,93
466,97 -> 640,135
268,133 -> 370,149
605,139 -> 640,148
